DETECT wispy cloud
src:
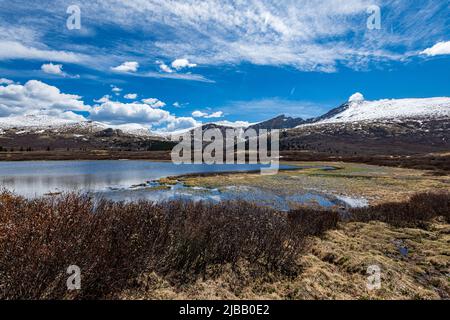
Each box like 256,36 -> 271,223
192,110 -> 223,119
0,40 -> 88,63
0,1 -> 448,74
138,71 -> 215,83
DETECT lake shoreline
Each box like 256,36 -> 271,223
1,150 -> 448,174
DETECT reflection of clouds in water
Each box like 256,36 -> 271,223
98,183 -> 367,211
0,160 -> 287,198
0,161 -> 367,210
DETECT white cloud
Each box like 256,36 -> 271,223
192,110 -> 223,118
124,93 -> 138,100
0,40 -> 87,63
157,61 -> 174,73
421,41 -> 450,56
90,101 -> 170,125
348,92 -> 365,102
90,100 -> 198,132
40,63 -> 79,78
163,116 -> 199,132
94,95 -> 111,103
205,111 -> 223,118
1,1 -> 448,73
111,85 -> 122,95
0,80 -> 90,117
111,61 -> 139,73
0,79 -> 202,133
192,110 -> 208,118
0,78 -> 14,85
41,63 -> 65,76
142,98 -> 166,108
171,58 -> 197,70
173,102 -> 181,108
139,71 -> 214,83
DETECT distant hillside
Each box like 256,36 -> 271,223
249,115 -> 306,130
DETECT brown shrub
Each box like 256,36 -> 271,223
349,191 -> 450,227
0,192 -> 328,300
1,190 -> 448,300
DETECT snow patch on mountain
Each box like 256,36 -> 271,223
0,114 -> 153,137
314,97 -> 450,124
0,114 -> 79,129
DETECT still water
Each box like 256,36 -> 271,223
0,161 -> 290,197
0,161 -> 366,210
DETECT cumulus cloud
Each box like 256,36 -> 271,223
111,85 -> 122,95
142,98 -> 166,108
421,41 -> 450,56
0,80 -> 90,117
0,78 -> 14,85
348,92 -> 365,102
111,61 -> 139,73
163,116 -> 198,132
0,79 -> 203,133
90,100 -> 198,132
171,58 -> 197,70
90,101 -> 170,125
157,61 -> 174,73
205,111 -> 223,118
192,110 -> 207,118
41,63 -> 64,75
94,95 -> 111,103
192,110 -> 223,118
124,93 -> 138,100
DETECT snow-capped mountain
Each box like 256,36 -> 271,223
0,114 -> 154,137
281,94 -> 450,156
0,114 -> 79,129
307,96 -> 450,125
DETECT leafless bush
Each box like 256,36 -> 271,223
349,191 -> 450,227
0,192 -> 328,299
1,190 -> 447,299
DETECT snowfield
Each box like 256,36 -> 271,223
313,97 -> 450,125
0,114 -> 153,137
0,114 -> 79,129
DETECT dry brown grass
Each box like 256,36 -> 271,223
121,220 -> 450,300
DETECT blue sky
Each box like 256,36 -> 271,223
0,0 -> 449,132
